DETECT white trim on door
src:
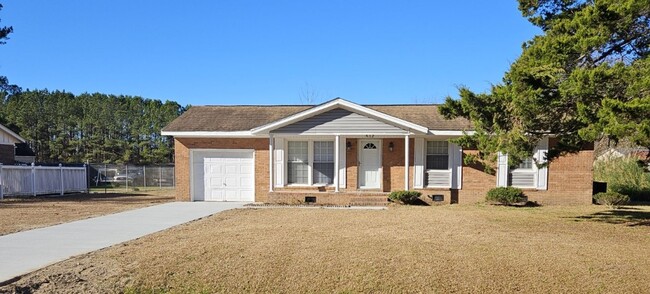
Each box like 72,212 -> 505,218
189,149 -> 255,202
358,139 -> 382,189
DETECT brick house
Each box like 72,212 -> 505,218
162,98 -> 593,205
0,123 -> 26,165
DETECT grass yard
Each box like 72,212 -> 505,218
0,188 -> 175,236
2,204 -> 649,293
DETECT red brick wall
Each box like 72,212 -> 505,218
174,138 -> 270,202
457,143 -> 594,205
457,150 -> 497,204
345,138 -> 358,190
382,138 -> 414,191
174,137 -> 593,205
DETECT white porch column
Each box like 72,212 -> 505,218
269,134 -> 274,192
404,134 -> 410,190
334,135 -> 340,192
496,152 -> 509,187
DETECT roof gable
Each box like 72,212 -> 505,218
252,98 -> 429,134
272,108 -> 409,135
0,124 -> 25,145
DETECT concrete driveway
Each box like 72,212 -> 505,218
0,201 -> 246,283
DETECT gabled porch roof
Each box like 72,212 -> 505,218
251,98 -> 429,135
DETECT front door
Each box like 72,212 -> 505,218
359,139 -> 381,189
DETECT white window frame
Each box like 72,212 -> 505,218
313,141 -> 335,185
509,157 -> 537,189
516,158 -> 534,170
503,136 -> 549,190
287,141 -> 309,185
426,141 -> 450,171
425,140 -> 452,188
285,139 -> 335,187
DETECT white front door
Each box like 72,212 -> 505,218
359,140 -> 381,189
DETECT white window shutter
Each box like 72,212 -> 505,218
274,138 -> 285,187
534,137 -> 549,190
338,137 -> 346,188
450,143 -> 463,189
496,152 -> 509,187
413,138 -> 425,188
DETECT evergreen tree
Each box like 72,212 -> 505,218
440,0 -> 650,167
0,3 -> 20,114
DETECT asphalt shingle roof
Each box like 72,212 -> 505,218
162,104 -> 472,132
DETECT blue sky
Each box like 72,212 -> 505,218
0,1 -> 539,106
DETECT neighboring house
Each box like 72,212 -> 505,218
0,123 -> 27,165
14,143 -> 36,164
161,98 -> 594,205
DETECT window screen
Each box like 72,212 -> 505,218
517,158 -> 534,169
426,141 -> 448,170
313,141 -> 334,184
287,141 -> 308,184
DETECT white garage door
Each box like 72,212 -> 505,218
192,150 -> 255,202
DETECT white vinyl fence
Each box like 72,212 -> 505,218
0,164 -> 87,199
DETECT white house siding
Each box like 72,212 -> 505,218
272,108 -> 408,135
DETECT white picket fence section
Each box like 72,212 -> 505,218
0,164 -> 87,199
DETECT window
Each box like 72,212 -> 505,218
517,158 -> 534,170
426,141 -> 448,170
287,141 -> 308,184
286,140 -> 335,185
313,141 -> 334,184
509,157 -> 536,187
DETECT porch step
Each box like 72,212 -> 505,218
268,191 -> 390,206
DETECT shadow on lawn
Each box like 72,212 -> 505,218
574,208 -> 650,227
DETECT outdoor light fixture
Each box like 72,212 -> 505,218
388,142 -> 394,152
346,141 -> 352,151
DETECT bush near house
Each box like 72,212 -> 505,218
593,157 -> 650,202
388,191 -> 422,205
593,192 -> 630,209
486,187 -> 525,205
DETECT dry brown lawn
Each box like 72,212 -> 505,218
0,188 -> 175,236
2,204 -> 650,293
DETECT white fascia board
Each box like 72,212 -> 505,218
427,130 -> 476,136
160,131 -> 260,138
0,124 -> 26,143
250,98 -> 429,134
271,132 -> 414,137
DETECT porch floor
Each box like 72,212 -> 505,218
268,190 -> 390,206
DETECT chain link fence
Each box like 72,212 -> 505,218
87,164 -> 174,190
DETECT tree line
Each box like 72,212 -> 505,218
0,89 -> 187,164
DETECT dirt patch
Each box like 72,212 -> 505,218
1,204 -> 649,293
0,189 -> 175,236
0,255 -> 128,294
